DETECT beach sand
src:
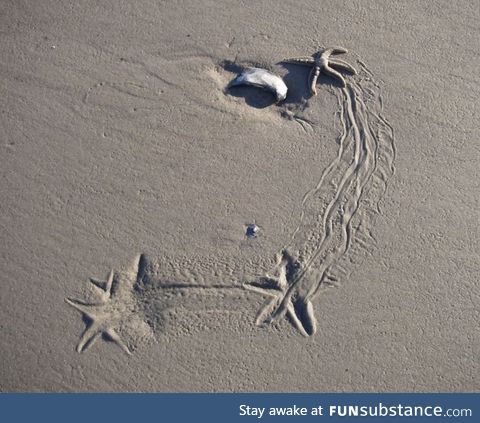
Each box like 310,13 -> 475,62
0,0 -> 478,391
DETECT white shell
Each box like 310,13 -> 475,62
229,67 -> 287,102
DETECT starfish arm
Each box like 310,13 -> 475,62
286,303 -> 310,337
324,47 -> 348,56
309,66 -> 321,95
243,283 -> 279,298
87,270 -> 115,302
89,277 -> 108,292
104,269 -> 114,295
322,64 -> 347,87
105,328 -> 132,355
328,59 -> 357,74
274,266 -> 289,290
264,288 -> 293,324
76,324 -> 103,352
245,277 -> 287,326
134,254 -> 149,285
290,297 -> 317,336
282,57 -> 315,66
65,297 -> 104,318
254,295 -> 283,326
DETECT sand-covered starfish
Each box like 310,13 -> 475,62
65,255 -> 150,354
284,47 -> 357,94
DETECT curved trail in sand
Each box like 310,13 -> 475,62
265,63 -> 396,332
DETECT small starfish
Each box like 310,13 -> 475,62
284,47 -> 357,94
244,251 -> 317,336
65,255 -> 148,354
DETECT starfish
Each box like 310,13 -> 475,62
65,255 -> 149,355
283,47 -> 357,94
244,251 -> 317,336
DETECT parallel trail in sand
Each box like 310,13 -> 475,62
271,63 -> 396,326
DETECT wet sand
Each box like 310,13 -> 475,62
0,0 -> 478,391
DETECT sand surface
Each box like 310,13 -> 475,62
1,0 -> 479,391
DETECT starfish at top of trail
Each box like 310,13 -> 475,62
283,47 -> 357,95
